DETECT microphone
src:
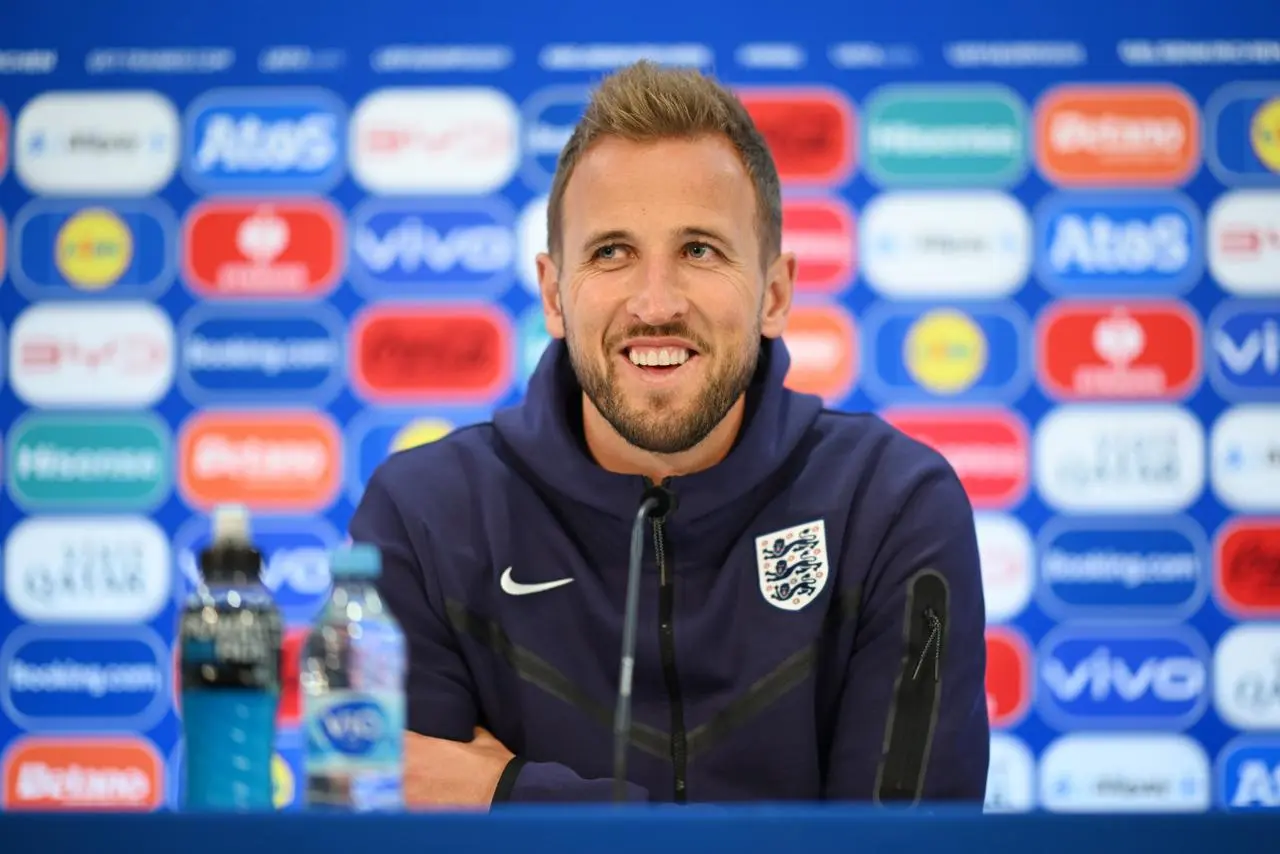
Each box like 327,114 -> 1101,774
613,484 -> 677,802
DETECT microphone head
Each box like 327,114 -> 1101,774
641,485 -> 677,520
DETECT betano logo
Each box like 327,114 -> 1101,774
863,84 -> 1027,186
1,736 -> 163,811
1034,84 -> 1200,186
182,198 -> 344,299
1035,301 -> 1202,400
736,87 -> 856,185
879,408 -> 1030,509
351,303 -> 513,404
10,198 -> 176,300
178,410 -> 341,512
780,304 -> 857,402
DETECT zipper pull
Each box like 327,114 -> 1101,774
911,608 -> 942,683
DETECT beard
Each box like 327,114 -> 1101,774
566,320 -> 761,455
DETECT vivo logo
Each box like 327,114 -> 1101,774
1037,627 -> 1210,729
1209,302 -> 1280,401
317,700 -> 387,755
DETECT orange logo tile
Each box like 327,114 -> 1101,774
782,304 -> 858,401
2,736 -> 163,811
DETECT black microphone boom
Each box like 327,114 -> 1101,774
613,484 -> 676,802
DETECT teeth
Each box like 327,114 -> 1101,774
629,347 -> 691,367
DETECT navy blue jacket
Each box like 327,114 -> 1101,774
349,336 -> 990,805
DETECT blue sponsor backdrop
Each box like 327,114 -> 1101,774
1,0 -> 1280,813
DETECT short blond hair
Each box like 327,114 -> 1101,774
546,60 -> 782,267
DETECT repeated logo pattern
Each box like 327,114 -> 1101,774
0,46 -> 1278,816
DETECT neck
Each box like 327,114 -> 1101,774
581,393 -> 746,483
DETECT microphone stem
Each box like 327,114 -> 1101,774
614,497 -> 655,802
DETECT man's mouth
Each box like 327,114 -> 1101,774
622,345 -> 697,374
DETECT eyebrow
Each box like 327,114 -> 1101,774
579,226 -> 736,254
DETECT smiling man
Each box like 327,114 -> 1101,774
349,60 -> 989,806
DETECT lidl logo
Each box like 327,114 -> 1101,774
1036,517 -> 1207,620
781,304 -> 858,402
520,86 -> 589,190
863,84 -> 1027,186
2,736 -> 163,812
737,88 -> 856,185
184,88 -> 346,192
1207,83 -> 1280,185
350,303 -> 513,404
173,516 -> 341,626
781,199 -> 856,293
879,408 -> 1030,509
1034,192 -> 1202,295
0,625 -> 169,732
6,413 -> 171,510
986,626 -> 1032,729
346,411 -> 487,505
1035,301 -> 1201,400
1208,300 -> 1280,400
1217,738 -> 1280,811
182,198 -> 344,299
178,410 -> 341,512
1215,519 -> 1280,617
517,305 -> 553,387
177,304 -> 346,405
11,199 -> 176,300
865,305 -> 1028,403
1036,626 -> 1210,730
349,198 -> 516,300
1034,84 -> 1200,186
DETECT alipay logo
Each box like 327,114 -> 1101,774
0,626 -> 169,732
177,305 -> 345,405
183,88 -> 346,192
1217,738 -> 1280,811
1208,301 -> 1280,401
349,198 -> 516,300
6,413 -> 171,510
1036,626 -> 1210,730
1035,193 -> 1202,295
1036,518 -> 1207,620
173,516 -> 339,625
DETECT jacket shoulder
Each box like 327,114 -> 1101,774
362,421 -> 505,501
809,409 -> 959,486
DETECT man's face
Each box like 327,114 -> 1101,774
536,134 -> 793,455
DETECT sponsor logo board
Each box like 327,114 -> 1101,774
1039,733 -> 1210,813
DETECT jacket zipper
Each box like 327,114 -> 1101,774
653,515 -> 688,803
875,570 -> 948,806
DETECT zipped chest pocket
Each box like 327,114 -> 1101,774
875,569 -> 949,806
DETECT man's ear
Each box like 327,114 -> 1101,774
536,252 -> 565,339
760,251 -> 797,339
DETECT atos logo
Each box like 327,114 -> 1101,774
316,700 -> 389,756
173,516 -> 340,626
1208,301 -> 1280,401
349,199 -> 516,300
177,305 -> 346,405
1036,517 -> 1207,620
1035,193 -> 1202,295
1036,627 -> 1210,730
1217,738 -> 1280,811
183,88 -> 346,192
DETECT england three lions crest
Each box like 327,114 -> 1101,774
755,520 -> 828,612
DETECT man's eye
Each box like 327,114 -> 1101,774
687,242 -> 718,259
594,244 -> 623,260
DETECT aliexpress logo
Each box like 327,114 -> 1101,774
178,410 -> 341,512
2,736 -> 163,811
1035,85 -> 1200,186
351,303 -> 513,404
986,626 -> 1032,729
782,304 -> 858,402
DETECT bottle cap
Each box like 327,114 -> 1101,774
331,543 -> 381,580
201,503 -> 263,583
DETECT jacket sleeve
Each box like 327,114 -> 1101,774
350,464 -> 650,805
822,459 -> 990,806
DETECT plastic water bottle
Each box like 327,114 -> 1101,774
179,504 -> 284,810
301,543 -> 406,811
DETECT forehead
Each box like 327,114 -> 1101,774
559,134 -> 758,245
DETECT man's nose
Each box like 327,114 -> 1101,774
627,257 -> 689,325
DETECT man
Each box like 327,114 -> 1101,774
350,60 -> 989,807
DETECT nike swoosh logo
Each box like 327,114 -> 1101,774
500,566 -> 575,596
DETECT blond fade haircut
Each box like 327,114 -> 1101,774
546,60 -> 783,269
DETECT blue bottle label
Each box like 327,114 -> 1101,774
304,689 -> 404,810
182,688 -> 279,810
